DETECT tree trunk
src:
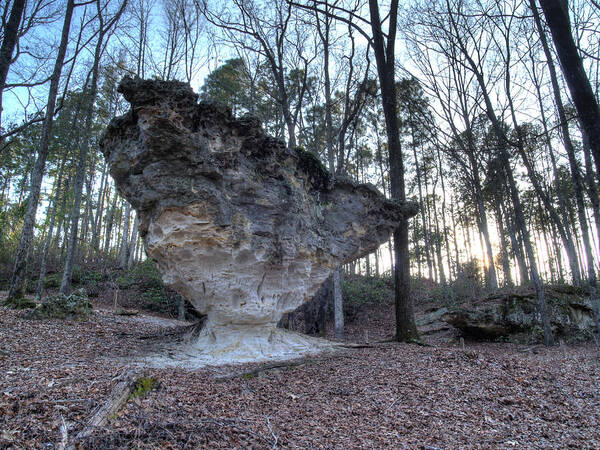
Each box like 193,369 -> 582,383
35,146 -> 70,300
468,151 -> 498,289
500,142 -> 554,346
7,0 -> 75,301
60,25 -> 104,294
119,202 -> 131,269
89,162 -> 108,260
530,0 -> 600,336
369,0 -> 418,341
127,214 -> 139,268
583,135 -> 600,261
494,202 -> 513,287
103,191 -> 117,255
412,143 -> 432,280
538,0 -> 600,182
332,269 -> 344,340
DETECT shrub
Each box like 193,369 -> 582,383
130,376 -> 158,399
4,297 -> 37,309
43,273 -> 61,289
79,270 -> 107,297
342,275 -> 393,321
25,289 -> 92,320
118,260 -> 163,291
117,260 -> 176,313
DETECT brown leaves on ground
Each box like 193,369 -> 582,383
0,305 -> 599,449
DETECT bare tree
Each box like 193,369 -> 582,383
0,0 -> 26,132
203,0 -> 316,147
7,0 -> 76,302
60,0 -> 128,294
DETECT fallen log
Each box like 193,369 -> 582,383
69,369 -> 146,447
114,308 -> 139,316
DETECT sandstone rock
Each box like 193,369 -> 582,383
441,285 -> 598,342
100,77 -> 417,365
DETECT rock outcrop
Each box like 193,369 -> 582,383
100,77 -> 417,365
441,285 -> 598,343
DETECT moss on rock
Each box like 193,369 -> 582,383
293,146 -> 331,191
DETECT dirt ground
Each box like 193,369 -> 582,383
1,299 -> 599,449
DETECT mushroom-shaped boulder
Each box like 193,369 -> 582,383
100,77 -> 417,365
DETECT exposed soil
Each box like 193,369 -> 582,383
1,296 -> 599,449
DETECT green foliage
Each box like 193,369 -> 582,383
78,270 -> 107,297
118,260 -> 172,311
342,275 -> 393,321
130,376 -> 158,399
343,275 -> 392,306
4,296 -> 37,309
201,58 -> 251,113
294,146 -> 331,190
118,259 -> 163,290
25,289 -> 92,320
43,273 -> 61,289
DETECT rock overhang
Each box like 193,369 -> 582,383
100,76 -> 418,365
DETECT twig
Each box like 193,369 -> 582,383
264,414 -> 278,449
337,342 -> 374,349
385,398 -> 399,411
58,415 -> 68,450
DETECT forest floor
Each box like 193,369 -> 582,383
1,293 -> 599,449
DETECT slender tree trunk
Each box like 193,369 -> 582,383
119,202 -> 131,269
494,202 -> 513,287
80,169 -> 96,253
432,192 -> 446,286
7,0 -> 76,301
531,0 -> 600,335
500,142 -> 554,345
412,143 -> 432,280
369,0 -> 418,341
333,269 -> 344,339
502,188 -> 528,284
35,147 -> 70,300
450,196 -> 460,278
437,148 -> 453,281
472,163 -> 498,289
103,192 -> 117,255
316,9 -> 344,339
89,163 -> 108,260
127,214 -> 138,268
583,135 -> 600,261
60,23 -> 105,294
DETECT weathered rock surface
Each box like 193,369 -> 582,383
100,77 -> 417,365
441,285 -> 598,342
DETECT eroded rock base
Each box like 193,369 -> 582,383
144,323 -> 337,368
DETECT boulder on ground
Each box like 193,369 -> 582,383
441,285 -> 598,342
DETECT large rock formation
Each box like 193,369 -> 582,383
441,285 -> 598,343
100,77 -> 417,365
